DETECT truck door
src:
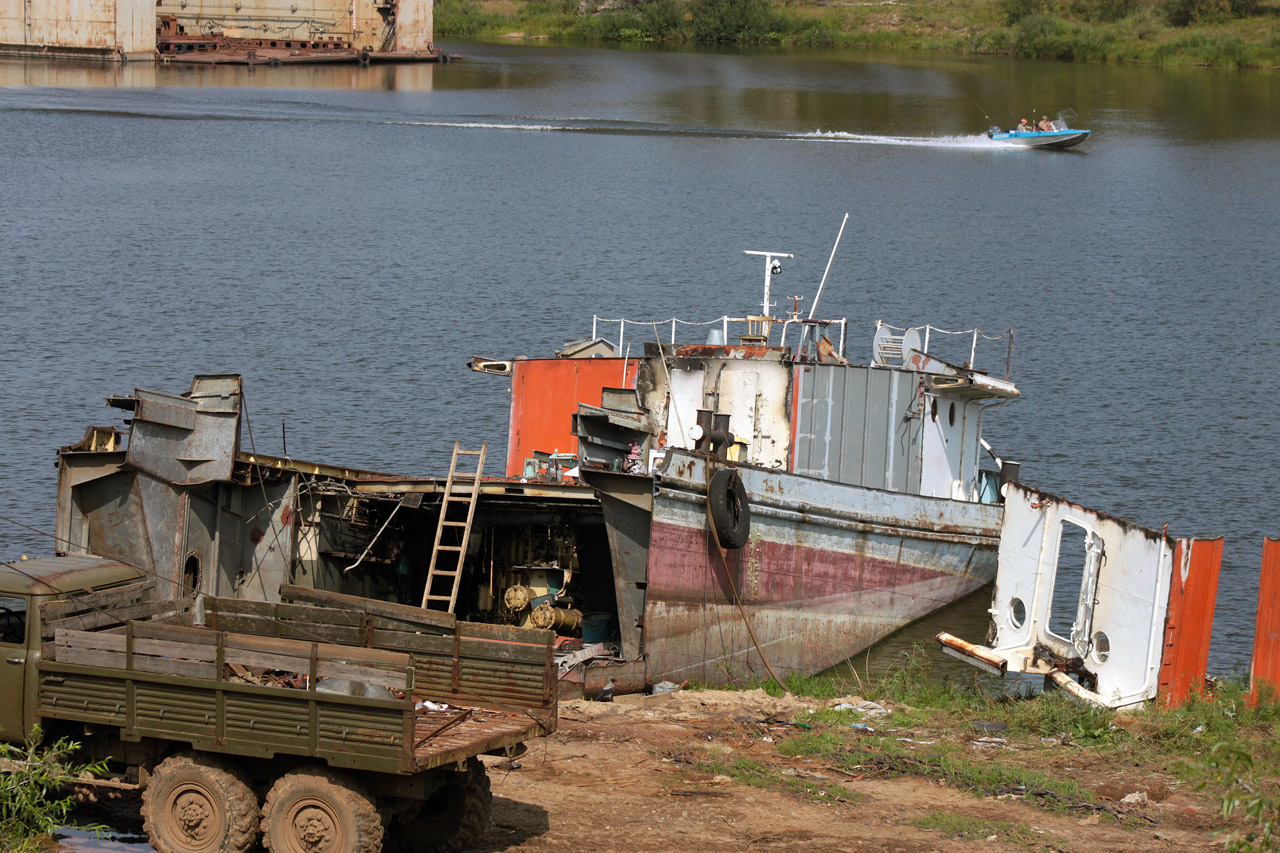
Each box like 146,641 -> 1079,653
0,594 -> 29,742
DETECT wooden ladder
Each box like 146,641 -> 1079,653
420,442 -> 487,613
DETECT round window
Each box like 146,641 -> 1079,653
1009,597 -> 1027,629
948,402 -> 956,427
1092,632 -> 1111,663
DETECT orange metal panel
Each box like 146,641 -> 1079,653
507,358 -> 638,477
1158,537 -> 1223,708
1250,537 -> 1280,706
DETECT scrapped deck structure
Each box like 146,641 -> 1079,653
937,484 -> 1280,710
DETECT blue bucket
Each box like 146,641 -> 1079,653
582,612 -> 610,644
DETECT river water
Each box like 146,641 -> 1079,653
1,42 -> 1277,704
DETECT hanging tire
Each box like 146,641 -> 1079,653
708,468 -> 750,549
141,752 -> 260,853
385,758 -> 492,853
261,767 -> 383,853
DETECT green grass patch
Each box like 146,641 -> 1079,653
839,737 -> 1097,811
914,810 -> 1068,847
682,644 -> 1279,832
696,756 -> 859,803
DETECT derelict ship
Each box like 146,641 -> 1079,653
49,248 -> 1020,694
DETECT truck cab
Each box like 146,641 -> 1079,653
0,555 -> 143,743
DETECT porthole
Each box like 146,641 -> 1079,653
930,398 -> 938,421
948,402 -> 956,427
1091,631 -> 1111,663
1009,597 -> 1026,629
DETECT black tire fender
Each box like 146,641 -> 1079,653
708,468 -> 750,549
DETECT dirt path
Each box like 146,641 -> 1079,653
64,688 -> 1230,852
474,690 -> 1226,853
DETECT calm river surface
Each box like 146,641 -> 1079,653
1,42 -> 1277,706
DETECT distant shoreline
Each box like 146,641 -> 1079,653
437,0 -> 1280,69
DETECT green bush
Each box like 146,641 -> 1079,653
0,727 -> 108,853
1000,0 -> 1052,25
1010,12 -> 1071,56
433,0 -> 498,36
1068,0 -> 1135,23
639,0 -> 686,37
1158,0 -> 1252,25
687,0 -> 783,42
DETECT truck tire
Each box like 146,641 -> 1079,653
386,758 -> 492,853
261,767 -> 383,853
141,752 -> 260,853
707,468 -> 750,549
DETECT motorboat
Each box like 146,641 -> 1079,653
987,111 -> 1090,149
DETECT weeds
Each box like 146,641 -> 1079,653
0,727 -> 108,853
1203,743 -> 1279,852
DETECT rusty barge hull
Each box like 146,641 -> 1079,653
601,451 -> 1000,683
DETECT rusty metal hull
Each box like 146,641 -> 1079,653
632,451 -> 1001,684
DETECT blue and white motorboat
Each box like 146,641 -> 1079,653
987,111 -> 1091,149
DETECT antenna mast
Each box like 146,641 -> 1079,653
743,250 -> 794,339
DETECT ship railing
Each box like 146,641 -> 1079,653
874,321 -> 1014,378
592,315 -> 848,361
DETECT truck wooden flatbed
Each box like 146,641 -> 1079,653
2,557 -> 558,853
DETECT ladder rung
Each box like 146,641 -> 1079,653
428,570 -> 459,577
456,449 -> 485,456
424,595 -> 454,602
435,545 -> 463,552
441,520 -> 468,527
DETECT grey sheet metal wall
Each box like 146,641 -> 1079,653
791,364 -> 922,493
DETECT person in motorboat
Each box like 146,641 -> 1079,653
1017,118 -> 1032,133
1038,116 -> 1053,131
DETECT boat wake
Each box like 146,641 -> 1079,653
395,118 -> 1002,148
1,94 -> 1002,148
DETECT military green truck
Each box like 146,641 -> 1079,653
0,555 -> 557,853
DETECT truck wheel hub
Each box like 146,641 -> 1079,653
173,790 -> 216,840
293,807 -> 336,848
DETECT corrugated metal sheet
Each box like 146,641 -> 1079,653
792,364 -> 921,492
1252,537 -> 1280,704
1157,537 -> 1223,707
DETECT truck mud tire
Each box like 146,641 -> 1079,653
707,468 -> 750,549
141,752 -> 260,853
385,758 -> 492,853
261,768 -> 383,853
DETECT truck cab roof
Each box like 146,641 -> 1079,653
0,555 -> 143,596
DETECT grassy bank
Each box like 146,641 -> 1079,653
687,650 -> 1280,850
436,0 -> 1280,68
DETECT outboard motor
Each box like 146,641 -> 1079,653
987,125 -> 1001,138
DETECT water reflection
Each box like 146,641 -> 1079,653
0,57 -> 439,91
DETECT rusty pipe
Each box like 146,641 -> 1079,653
935,632 -> 1008,676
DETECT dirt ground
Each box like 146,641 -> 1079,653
64,688 -> 1232,853
471,689 -> 1229,853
